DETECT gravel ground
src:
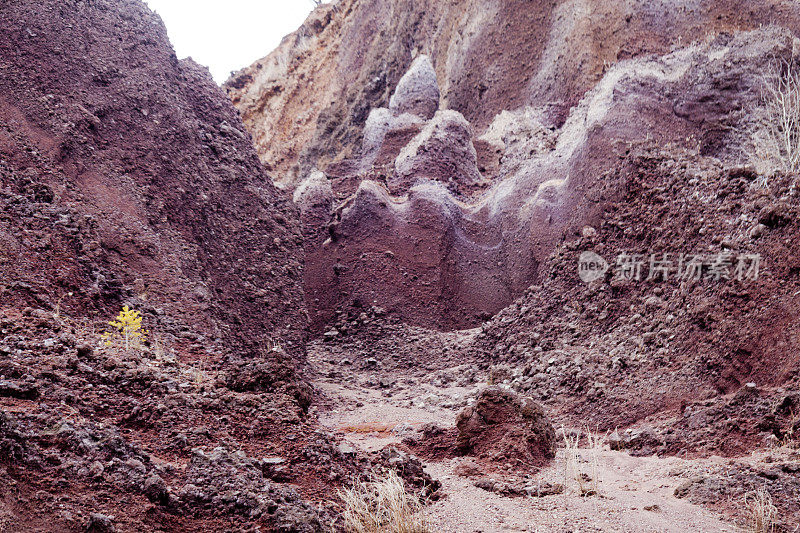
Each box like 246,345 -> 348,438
311,343 -> 742,532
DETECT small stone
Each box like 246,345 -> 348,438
644,296 -> 664,310
87,513 -> 115,533
143,474 -> 168,504
749,223 -> 767,239
608,429 -> 624,451
674,478 -> 702,499
338,443 -> 357,456
731,382 -> 759,404
758,203 -> 791,228
76,344 -> 94,358
125,458 -> 146,473
473,478 -> 496,492
88,460 -> 104,479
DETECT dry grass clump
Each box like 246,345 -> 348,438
338,469 -> 430,533
744,488 -> 777,533
778,408 -> 798,449
561,426 -> 605,497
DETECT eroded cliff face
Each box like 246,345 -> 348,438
222,3 -> 800,527
227,0 -> 800,187
228,0 -> 800,331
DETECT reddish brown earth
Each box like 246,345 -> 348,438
4,0 -> 800,531
0,0 -> 361,531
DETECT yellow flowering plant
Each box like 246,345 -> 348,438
100,305 -> 147,351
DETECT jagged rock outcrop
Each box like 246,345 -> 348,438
361,108 -> 426,171
274,25 -> 800,331
388,54 -> 440,120
393,109 -> 482,191
226,0 -> 800,187
228,0 -> 800,332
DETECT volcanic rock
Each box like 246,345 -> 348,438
456,386 -> 556,469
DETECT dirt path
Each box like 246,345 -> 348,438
311,344 -> 742,533
424,452 -> 738,533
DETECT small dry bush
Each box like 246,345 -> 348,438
338,469 -> 430,533
745,488 -> 777,533
750,58 -> 800,177
779,408 -> 798,448
100,305 -> 147,352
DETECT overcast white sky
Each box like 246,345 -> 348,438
144,0 -> 321,83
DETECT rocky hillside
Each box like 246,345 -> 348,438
0,0 -> 348,530
1,0 -> 307,361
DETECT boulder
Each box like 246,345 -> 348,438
621,425 -> 664,456
456,386 -> 556,468
87,513 -> 115,533
143,474 -> 169,504
373,446 -> 442,499
758,202 -> 792,228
